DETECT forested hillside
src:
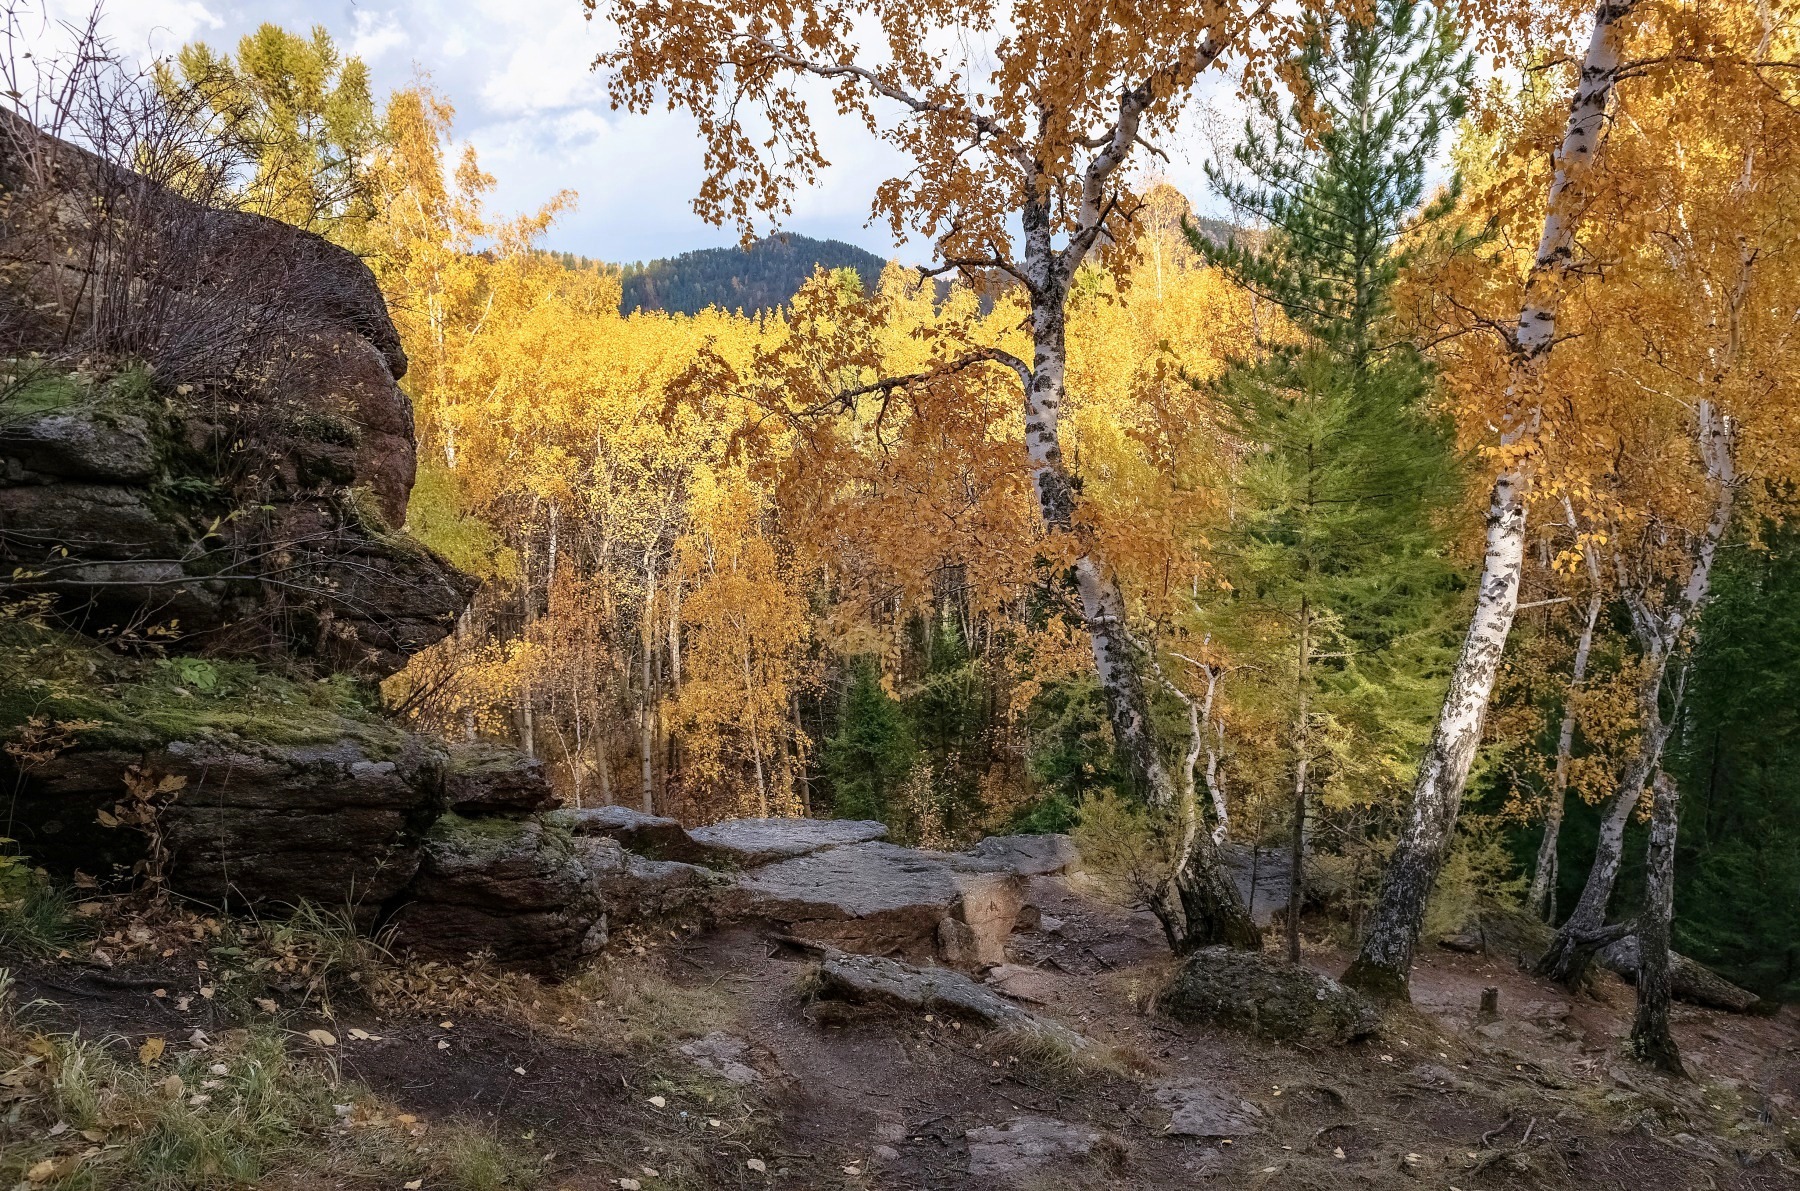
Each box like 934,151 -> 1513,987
615,233 -> 887,314
1,1 -> 1797,1187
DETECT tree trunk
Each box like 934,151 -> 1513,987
1343,0 -> 1639,1002
1287,599 -> 1312,964
1013,197 -> 1256,949
1529,565 -> 1604,921
1541,401 -> 1735,987
1630,769 -> 1685,1075
1343,467 -> 1527,999
594,702 -> 614,806
1537,690 -> 1669,987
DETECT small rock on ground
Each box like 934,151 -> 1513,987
1152,1078 -> 1264,1138
966,1115 -> 1102,1180
813,950 -> 1090,1052
677,1032 -> 762,1085
1160,946 -> 1380,1044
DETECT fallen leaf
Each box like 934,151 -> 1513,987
843,1165 -> 862,1176
306,1029 -> 338,1047
197,985 -> 216,1000
137,1037 -> 165,1066
404,1181 -> 422,1190
746,1158 -> 767,1173
618,1181 -> 642,1191
513,1066 -> 526,1075
254,998 -> 277,1014
159,1074 -> 184,1099
647,1095 -> 667,1108
1333,1147 -> 1345,1159
437,1039 -> 450,1050
46,1121 -> 68,1137
25,1159 -> 55,1183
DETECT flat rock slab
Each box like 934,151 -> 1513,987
985,964 -> 1059,1005
814,951 -> 1090,1053
554,805 -> 700,860
966,1116 -> 1102,1181
966,833 -> 1080,876
1152,1078 -> 1264,1138
688,816 -> 887,867
738,841 -> 1022,966
677,1032 -> 763,1086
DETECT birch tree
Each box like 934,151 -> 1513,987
587,0 -> 1321,947
1341,0 -> 1644,1000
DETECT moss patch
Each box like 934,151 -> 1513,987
0,623 -> 399,756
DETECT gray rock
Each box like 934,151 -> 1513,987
0,482 -> 182,559
678,1032 -> 763,1085
7,733 -> 442,919
688,816 -> 887,867
553,804 -> 698,859
966,1116 -> 1102,1181
985,964 -> 1058,1004
813,950 -> 1090,1053
1598,935 -> 1762,1013
390,814 -> 605,973
737,840 -> 1022,966
1160,947 -> 1381,1044
443,741 -> 555,815
578,836 -> 724,926
1152,1078 -> 1264,1138
965,833 -> 1081,876
0,411 -> 155,483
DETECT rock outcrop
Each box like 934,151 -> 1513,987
1160,947 -> 1381,1044
688,816 -> 888,867
0,110 -> 470,677
737,841 -> 1025,967
388,814 -> 608,973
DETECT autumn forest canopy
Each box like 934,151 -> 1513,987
3,0 -> 1800,1103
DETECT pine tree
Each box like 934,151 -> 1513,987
1189,0 -> 1470,963
822,658 -> 917,824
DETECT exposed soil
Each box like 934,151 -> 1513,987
6,874 -> 1796,1190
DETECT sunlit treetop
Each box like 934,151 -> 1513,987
587,0 -> 1609,284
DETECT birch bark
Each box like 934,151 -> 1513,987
1540,401 -> 1736,987
1020,186 -> 1258,950
1343,0 -> 1641,1001
1629,768 -> 1685,1074
1528,514 -> 1605,921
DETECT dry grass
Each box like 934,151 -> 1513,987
0,969 -> 542,1190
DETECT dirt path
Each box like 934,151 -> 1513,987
6,875 -> 1795,1189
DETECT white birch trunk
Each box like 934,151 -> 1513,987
1541,402 -> 1736,985
1629,768 -> 1685,1073
1020,193 -> 1256,950
1529,523 -> 1605,921
1344,0 -> 1640,1000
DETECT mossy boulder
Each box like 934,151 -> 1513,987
1161,947 -> 1381,1045
388,813 -> 607,973
443,741 -> 555,815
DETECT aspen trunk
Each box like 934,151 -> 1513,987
1537,691 -> 1670,987
1344,467 -> 1527,998
1344,0 -> 1639,1001
1022,271 -> 1256,950
1528,572 -> 1604,921
594,702 -> 614,806
1630,768 -> 1685,1075
1541,401 -> 1735,987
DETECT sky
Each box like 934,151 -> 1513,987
25,0 -> 1237,266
